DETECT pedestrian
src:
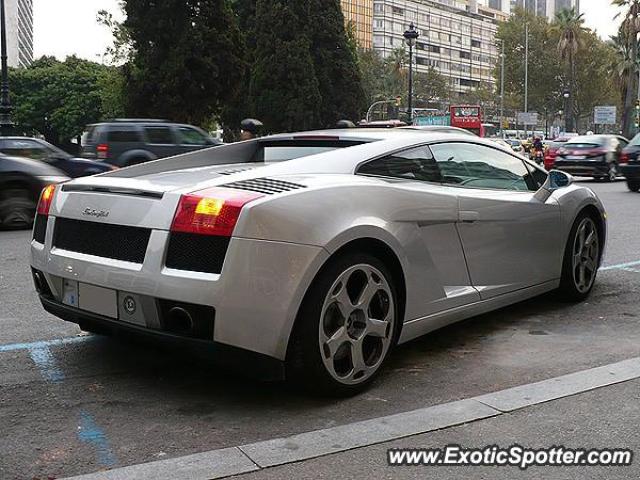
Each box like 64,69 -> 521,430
239,118 -> 263,141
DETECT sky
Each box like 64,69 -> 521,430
34,0 -> 624,62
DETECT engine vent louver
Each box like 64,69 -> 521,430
217,167 -> 257,176
221,177 -> 306,195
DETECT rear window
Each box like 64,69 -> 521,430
107,129 -> 142,143
565,142 -> 601,149
257,140 -> 366,162
630,134 -> 640,146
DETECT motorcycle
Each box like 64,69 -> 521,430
532,148 -> 544,165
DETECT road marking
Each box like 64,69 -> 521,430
78,411 -> 118,468
600,260 -> 640,271
62,356 -> 640,480
0,335 -> 96,353
28,345 -> 65,382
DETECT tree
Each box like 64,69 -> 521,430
553,7 -> 587,133
97,1 -> 131,64
307,0 -> 366,126
9,57 -> 124,146
250,0 -> 322,132
123,0 -> 245,127
613,0 -> 640,137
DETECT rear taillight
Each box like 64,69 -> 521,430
620,152 -> 630,164
36,184 -> 56,216
97,143 -> 109,159
171,187 -> 264,237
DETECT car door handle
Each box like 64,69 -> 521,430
459,211 -> 479,223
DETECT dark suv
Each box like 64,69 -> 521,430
81,119 -> 221,167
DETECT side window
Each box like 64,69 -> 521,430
107,129 -> 141,143
2,139 -> 48,160
357,146 -> 442,183
145,127 -> 175,145
178,127 -> 208,145
430,142 -> 536,192
525,162 -> 548,190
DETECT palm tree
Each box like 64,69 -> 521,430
611,31 -> 638,112
553,7 -> 586,133
613,0 -> 640,138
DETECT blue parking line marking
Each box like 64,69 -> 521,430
0,335 -> 96,353
600,260 -> 640,271
78,411 -> 118,468
28,345 -> 65,383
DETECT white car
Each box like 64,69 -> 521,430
30,129 -> 606,394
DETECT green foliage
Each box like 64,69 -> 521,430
9,56 -> 125,144
307,0 -> 366,126
357,47 -> 449,114
250,0 -> 322,132
123,0 -> 245,127
497,7 -> 619,132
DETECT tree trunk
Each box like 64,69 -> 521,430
623,31 -> 638,139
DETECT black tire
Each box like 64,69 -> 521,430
0,188 -> 36,230
627,181 -> 640,192
558,212 -> 601,302
286,252 -> 400,396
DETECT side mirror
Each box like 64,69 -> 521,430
534,170 -> 573,202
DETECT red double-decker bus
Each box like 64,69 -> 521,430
450,105 -> 484,137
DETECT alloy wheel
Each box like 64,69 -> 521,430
572,217 -> 599,294
318,264 -> 395,385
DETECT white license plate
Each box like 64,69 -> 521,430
78,283 -> 118,318
566,155 -> 586,160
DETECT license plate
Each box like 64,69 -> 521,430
78,283 -> 118,318
566,155 -> 585,160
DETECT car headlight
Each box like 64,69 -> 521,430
37,175 -> 70,184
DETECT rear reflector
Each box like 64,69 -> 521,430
36,184 -> 56,216
171,187 -> 264,237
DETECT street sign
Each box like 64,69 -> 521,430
517,112 -> 538,125
594,106 -> 616,125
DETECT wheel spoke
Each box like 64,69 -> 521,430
356,280 -> 377,308
325,326 -> 348,358
350,339 -> 366,373
333,284 -> 353,319
366,318 -> 388,338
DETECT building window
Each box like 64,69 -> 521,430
471,39 -> 481,48
460,50 -> 471,59
392,6 -> 404,15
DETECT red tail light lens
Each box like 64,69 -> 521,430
620,152 -> 630,164
37,184 -> 56,216
97,144 -> 109,159
171,187 -> 264,237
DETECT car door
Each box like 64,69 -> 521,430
430,141 -> 563,299
143,125 -> 179,159
175,126 -> 213,154
358,145 -> 480,313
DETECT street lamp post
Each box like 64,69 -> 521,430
0,0 -> 12,135
499,39 -> 505,138
403,23 -> 419,125
563,89 -> 571,134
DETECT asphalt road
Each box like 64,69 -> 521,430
1,180 -> 639,479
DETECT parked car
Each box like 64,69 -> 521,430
543,138 -> 572,171
0,154 -> 68,229
554,135 -> 628,181
31,129 -> 606,394
81,119 -> 222,167
620,133 -> 640,192
0,137 -> 115,178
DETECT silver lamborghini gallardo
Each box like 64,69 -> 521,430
30,129 -> 606,394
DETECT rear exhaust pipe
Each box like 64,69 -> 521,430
167,307 -> 194,333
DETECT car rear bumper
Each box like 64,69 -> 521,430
554,159 -> 610,177
38,294 -> 285,380
620,164 -> 640,180
31,217 -> 329,361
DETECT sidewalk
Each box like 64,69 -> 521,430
231,378 -> 640,480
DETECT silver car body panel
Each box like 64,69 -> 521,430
31,130 -> 607,361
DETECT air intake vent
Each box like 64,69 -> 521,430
217,167 -> 257,176
222,178 -> 305,195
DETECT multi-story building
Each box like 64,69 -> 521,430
373,0 -> 502,97
341,0 -> 374,49
511,0 -> 580,20
4,0 -> 33,67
